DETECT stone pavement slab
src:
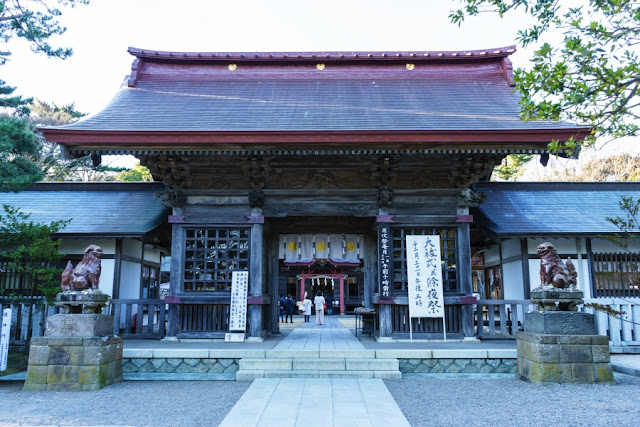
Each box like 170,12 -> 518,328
219,378 -> 410,427
272,317 -> 367,353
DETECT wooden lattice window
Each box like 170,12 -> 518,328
183,228 -> 250,292
392,228 -> 457,293
593,252 -> 640,298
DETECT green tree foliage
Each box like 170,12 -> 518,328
0,204 -> 70,302
0,78 -> 31,115
492,153 -> 534,180
1,0 -> 90,113
451,0 -> 640,153
0,0 -> 90,65
606,195 -> 640,253
0,115 -> 43,190
115,163 -> 153,182
0,1 -> 90,189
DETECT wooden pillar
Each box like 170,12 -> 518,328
167,210 -> 185,337
248,209 -> 264,339
456,223 -> 475,338
376,218 -> 393,338
300,277 -> 305,302
138,235 -> 145,298
363,232 -> 375,309
112,238 -> 123,300
267,230 -> 280,334
520,238 -> 531,299
379,304 -> 393,338
586,238 -> 597,298
339,276 -> 345,314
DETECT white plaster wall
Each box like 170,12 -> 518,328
503,261 -> 524,300
119,260 -> 141,299
144,245 -> 162,264
123,239 -> 142,257
59,238 -> 115,255
527,238 -> 577,254
501,239 -> 521,259
591,237 -> 640,253
99,259 -> 115,297
484,245 -> 500,265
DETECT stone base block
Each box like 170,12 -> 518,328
516,331 -> 613,384
524,311 -> 596,335
45,314 -> 113,337
23,333 -> 123,392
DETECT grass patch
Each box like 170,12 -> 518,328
1,351 -> 28,376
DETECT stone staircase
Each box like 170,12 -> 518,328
236,350 -> 401,380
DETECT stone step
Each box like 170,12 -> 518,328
265,349 -> 376,359
236,369 -> 403,381
238,358 -> 399,372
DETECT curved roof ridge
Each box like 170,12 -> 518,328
127,46 -> 516,62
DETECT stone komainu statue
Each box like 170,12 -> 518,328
537,242 -> 577,289
60,245 -> 103,291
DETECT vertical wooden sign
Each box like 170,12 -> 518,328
0,308 -> 11,371
406,235 -> 446,341
378,224 -> 393,300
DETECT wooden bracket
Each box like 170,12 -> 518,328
247,215 -> 265,224
376,215 -> 394,223
168,215 -> 186,224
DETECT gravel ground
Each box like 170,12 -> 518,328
385,374 -> 640,427
0,380 -> 249,426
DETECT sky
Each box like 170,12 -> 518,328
2,0 -> 637,171
2,0 -> 535,114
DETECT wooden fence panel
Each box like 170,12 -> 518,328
110,299 -> 167,339
584,298 -> 640,348
475,299 -> 534,339
0,299 -> 56,347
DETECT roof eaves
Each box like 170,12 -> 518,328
39,127 -> 594,146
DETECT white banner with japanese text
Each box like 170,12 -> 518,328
406,235 -> 444,318
1,308 -> 11,371
229,271 -> 249,332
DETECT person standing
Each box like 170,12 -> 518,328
278,294 -> 285,323
301,292 -> 312,322
314,291 -> 325,326
284,294 -> 295,323
325,293 -> 334,316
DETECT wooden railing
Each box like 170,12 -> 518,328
583,298 -> 640,348
0,299 -> 57,347
110,299 -> 166,339
475,299 -> 534,339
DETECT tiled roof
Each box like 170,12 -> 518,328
473,182 -> 640,236
0,182 -> 169,236
45,47 -> 587,136
60,78 -> 578,132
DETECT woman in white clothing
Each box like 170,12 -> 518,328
314,291 -> 325,325
302,292 -> 312,322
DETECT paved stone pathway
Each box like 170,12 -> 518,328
273,316 -> 365,351
223,316 -> 409,426
219,378 -> 410,427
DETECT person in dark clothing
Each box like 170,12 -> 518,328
278,294 -> 285,322
284,294 -> 295,323
325,293 -> 334,316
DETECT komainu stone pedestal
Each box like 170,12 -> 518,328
516,311 -> 614,384
23,314 -> 123,391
